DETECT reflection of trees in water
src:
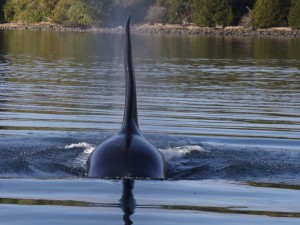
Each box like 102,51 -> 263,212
1,30 -> 123,104
120,178 -> 136,225
141,35 -> 300,91
0,31 -> 9,64
138,34 -> 300,63
1,30 -> 300,133
0,30 -> 7,119
1,30 -> 124,64
0,30 -> 4,56
0,30 -> 13,132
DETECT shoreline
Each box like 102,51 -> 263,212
1,22 -> 300,38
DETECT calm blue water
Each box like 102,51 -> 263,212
0,30 -> 299,183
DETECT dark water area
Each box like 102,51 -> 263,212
0,30 -> 300,184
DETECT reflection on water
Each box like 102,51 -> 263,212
1,179 -> 300,221
0,30 -> 299,146
120,179 -> 136,225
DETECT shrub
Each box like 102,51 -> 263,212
288,0 -> 300,29
3,0 -> 103,26
166,0 -> 193,24
253,0 -> 291,28
4,0 -> 58,23
146,5 -> 166,24
192,0 -> 233,27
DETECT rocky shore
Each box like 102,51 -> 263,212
132,24 -> 300,38
1,22 -> 300,38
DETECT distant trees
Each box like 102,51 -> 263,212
0,0 -> 149,26
165,0 -> 193,24
288,0 -> 300,29
1,0 -> 300,29
253,0 -> 291,28
3,0 -> 105,26
4,0 -> 58,23
192,0 -> 233,27
3,0 -> 91,24
51,0 -> 104,26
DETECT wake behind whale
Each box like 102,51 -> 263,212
87,17 -> 166,178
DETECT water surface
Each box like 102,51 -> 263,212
1,179 -> 300,225
0,30 -> 299,182
0,29 -> 300,225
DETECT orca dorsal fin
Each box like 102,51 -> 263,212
121,16 -> 139,135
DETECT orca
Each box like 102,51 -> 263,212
87,17 -> 165,178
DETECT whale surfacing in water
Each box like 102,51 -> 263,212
87,17 -> 165,179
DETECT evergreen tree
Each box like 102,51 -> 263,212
288,0 -> 300,29
253,0 -> 291,28
192,0 -> 232,27
166,0 -> 193,24
192,0 -> 214,26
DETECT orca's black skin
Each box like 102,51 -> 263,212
87,17 -> 165,178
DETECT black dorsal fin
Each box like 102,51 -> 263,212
121,16 -> 139,134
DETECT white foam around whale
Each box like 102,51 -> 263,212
161,145 -> 205,161
65,142 -> 95,154
65,142 -> 95,167
65,142 -> 204,166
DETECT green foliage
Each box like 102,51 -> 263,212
0,0 -> 297,28
3,0 -> 102,26
289,0 -> 300,29
253,0 -> 291,28
52,0 -> 97,26
192,0 -> 233,27
4,0 -> 58,23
